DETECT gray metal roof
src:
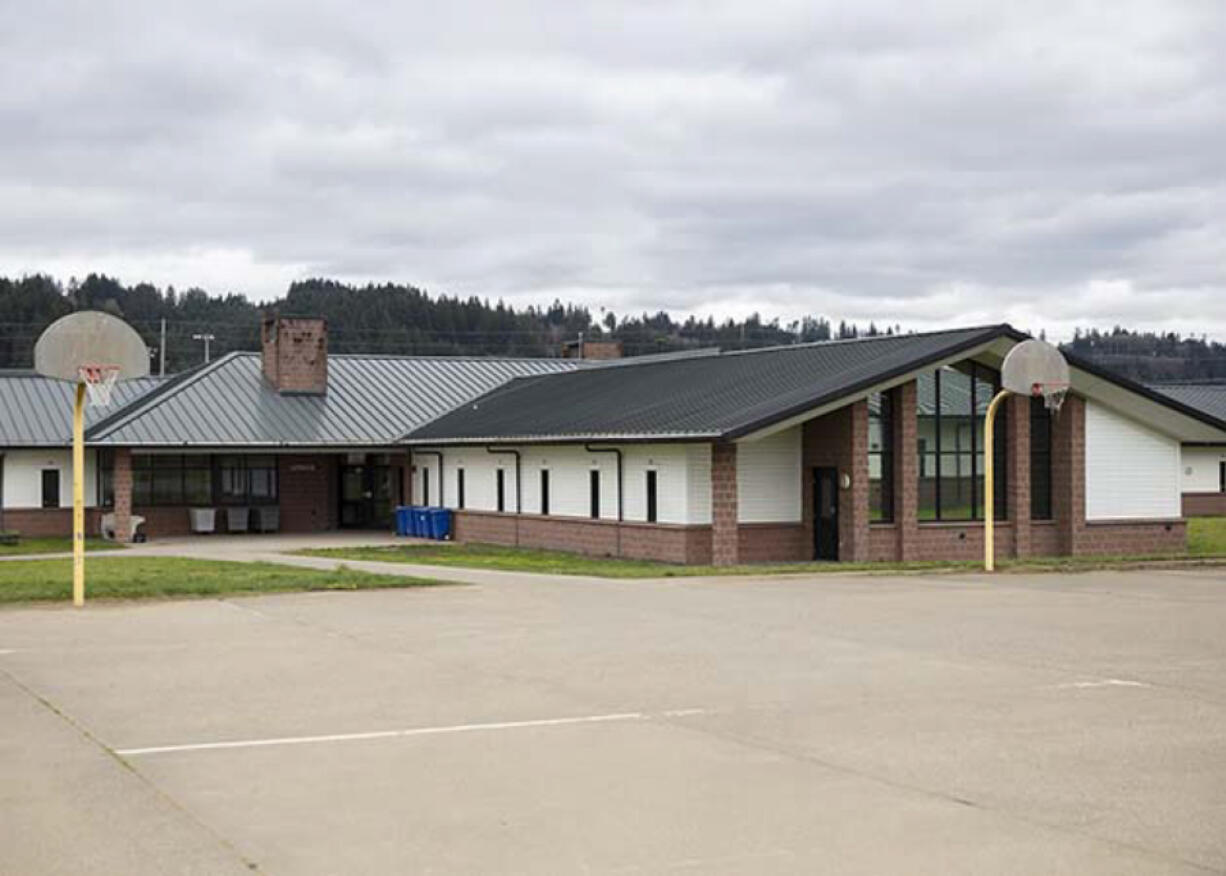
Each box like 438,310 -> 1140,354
0,371 -> 166,447
87,353 -> 578,447
1148,383 -> 1226,426
406,325 -> 1021,444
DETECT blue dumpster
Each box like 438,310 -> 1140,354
394,506 -> 413,537
413,507 -> 431,538
427,508 -> 452,540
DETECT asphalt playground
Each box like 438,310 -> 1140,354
2,565 -> 1225,875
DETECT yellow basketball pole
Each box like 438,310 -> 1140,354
983,389 -> 1010,573
72,383 -> 86,607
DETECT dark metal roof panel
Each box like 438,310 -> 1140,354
407,325 -> 1014,443
87,354 -> 578,446
0,372 -> 166,446
1148,383 -> 1226,426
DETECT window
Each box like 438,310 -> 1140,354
41,470 -> 60,509
133,454 -> 215,506
496,469 -> 506,512
1030,397 -> 1053,520
868,390 -> 894,522
1220,461 -> 1225,494
916,363 -> 1006,521
645,470 -> 658,523
422,467 -> 430,506
217,455 -> 277,505
589,469 -> 601,519
539,469 -> 550,515
457,468 -> 466,509
97,449 -> 114,507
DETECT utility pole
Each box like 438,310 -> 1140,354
192,333 -> 215,364
159,319 -> 167,376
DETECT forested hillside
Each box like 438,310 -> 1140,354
1,274 -> 1223,381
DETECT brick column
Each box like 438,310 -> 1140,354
845,400 -> 870,563
1052,395 -> 1085,556
895,382 -> 918,561
1006,393 -> 1031,558
711,441 -> 739,566
113,448 -> 133,543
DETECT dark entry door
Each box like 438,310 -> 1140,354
813,467 -> 839,561
340,464 -> 372,528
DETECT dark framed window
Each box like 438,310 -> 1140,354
496,468 -> 506,512
41,469 -> 60,509
422,467 -> 430,506
97,449 -> 115,507
916,363 -> 1006,521
217,455 -> 278,506
868,390 -> 894,522
1030,397 -> 1053,520
645,470 -> 658,523
457,468 -> 466,509
539,469 -> 550,515
134,454 -> 211,506
1220,461 -> 1225,494
589,469 -> 601,519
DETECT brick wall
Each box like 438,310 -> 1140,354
738,523 -> 807,564
802,401 -> 870,562
278,454 -> 337,532
711,441 -> 739,565
1052,394 -> 1086,555
452,510 -> 713,565
894,382 -> 918,561
868,524 -> 898,562
114,447 -> 132,543
1006,393 -> 1031,557
1182,492 -> 1226,517
1081,519 -> 1186,555
2,509 -> 102,538
912,521 -> 1016,563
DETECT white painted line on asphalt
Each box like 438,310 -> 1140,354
116,708 -> 709,757
0,649 -> 16,656
1056,678 -> 1151,689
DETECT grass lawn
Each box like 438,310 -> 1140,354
1188,516 -> 1226,556
0,537 -> 123,557
0,557 -> 447,604
303,521 -> 1226,579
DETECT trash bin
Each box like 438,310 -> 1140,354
188,507 -> 216,534
226,506 -> 250,533
253,505 -> 280,533
395,506 -> 413,537
427,508 -> 452,540
413,507 -> 431,538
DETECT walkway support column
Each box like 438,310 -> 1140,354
711,441 -> 739,566
1006,394 -> 1031,558
895,382 -> 918,562
113,448 -> 133,544
1052,395 -> 1086,556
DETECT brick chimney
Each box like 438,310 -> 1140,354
262,317 -> 328,395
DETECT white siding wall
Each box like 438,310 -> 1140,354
416,443 -> 711,524
1,449 -> 99,508
736,426 -> 802,523
1181,446 -> 1226,493
1085,401 -> 1181,520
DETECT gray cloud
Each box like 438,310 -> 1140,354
1,0 -> 1225,340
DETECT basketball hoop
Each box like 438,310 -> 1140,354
79,364 -> 122,408
1033,382 -> 1069,414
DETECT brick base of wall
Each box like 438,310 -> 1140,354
1182,492 -> 1226,517
453,511 -> 713,565
1,509 -> 103,538
737,523 -> 807,564
1080,519 -> 1186,555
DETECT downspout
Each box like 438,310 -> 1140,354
485,446 -> 521,545
413,450 -> 445,507
584,444 -> 623,557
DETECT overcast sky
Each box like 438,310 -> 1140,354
2,1 -> 1224,340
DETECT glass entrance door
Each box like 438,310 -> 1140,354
812,467 -> 839,561
340,464 -> 372,528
